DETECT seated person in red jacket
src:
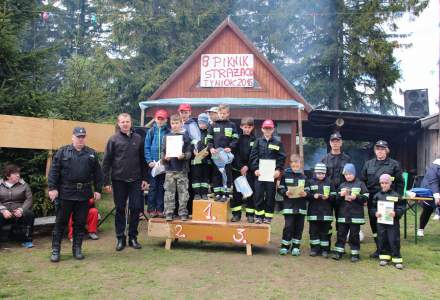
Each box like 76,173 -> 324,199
68,198 -> 99,240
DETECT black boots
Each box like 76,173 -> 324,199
128,237 -> 142,249
72,233 -> 85,260
50,232 -> 62,263
116,237 -> 126,251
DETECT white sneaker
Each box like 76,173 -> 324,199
417,229 -> 424,237
433,214 -> 440,221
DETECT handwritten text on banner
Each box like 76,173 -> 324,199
200,54 -> 254,88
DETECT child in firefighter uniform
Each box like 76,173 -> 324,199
278,154 -> 309,256
332,163 -> 368,262
249,119 -> 286,224
191,113 -> 210,200
231,117 -> 256,223
207,104 -> 239,201
307,163 -> 334,257
371,173 -> 406,269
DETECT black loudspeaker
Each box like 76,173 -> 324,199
404,89 -> 429,117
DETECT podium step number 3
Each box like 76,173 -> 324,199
148,199 -> 270,256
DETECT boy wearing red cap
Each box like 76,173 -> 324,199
249,119 -> 286,224
144,109 -> 170,218
206,104 -> 239,201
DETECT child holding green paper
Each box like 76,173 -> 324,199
278,154 -> 309,256
371,173 -> 406,269
307,163 -> 334,258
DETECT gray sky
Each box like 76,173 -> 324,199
392,0 -> 439,115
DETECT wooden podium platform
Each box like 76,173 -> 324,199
147,199 -> 271,255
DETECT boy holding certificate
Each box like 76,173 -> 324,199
332,163 -> 369,262
249,119 -> 286,224
278,154 -> 309,256
162,114 -> 192,221
307,163 -> 334,258
371,174 -> 406,269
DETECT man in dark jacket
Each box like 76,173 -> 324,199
360,140 -> 404,258
320,132 -> 351,240
417,159 -> 440,236
48,127 -> 103,262
102,113 -> 148,252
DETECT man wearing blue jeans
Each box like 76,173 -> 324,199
144,109 -> 170,218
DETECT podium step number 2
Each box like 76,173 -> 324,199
148,200 -> 270,256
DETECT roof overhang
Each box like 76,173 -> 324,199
139,98 -> 304,110
304,109 -> 420,141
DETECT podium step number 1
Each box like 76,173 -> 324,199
148,199 -> 270,255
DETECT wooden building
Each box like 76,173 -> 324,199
139,17 -> 312,162
417,113 -> 440,174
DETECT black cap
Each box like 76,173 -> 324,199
375,140 -> 388,148
330,132 -> 342,140
73,127 -> 86,137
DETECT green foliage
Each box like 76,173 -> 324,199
50,54 -> 110,121
232,0 -> 429,114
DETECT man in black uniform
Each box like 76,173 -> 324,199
102,113 -> 148,252
48,127 -> 103,262
320,132 -> 351,239
360,140 -> 404,258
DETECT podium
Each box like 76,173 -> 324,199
147,199 -> 271,255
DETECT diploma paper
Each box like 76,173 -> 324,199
258,159 -> 276,182
165,135 -> 183,158
377,201 -> 394,225
195,147 -> 209,160
287,186 -> 304,199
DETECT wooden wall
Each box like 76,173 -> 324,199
0,114 -> 115,152
417,123 -> 439,175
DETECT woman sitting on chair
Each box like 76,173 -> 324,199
0,164 -> 34,248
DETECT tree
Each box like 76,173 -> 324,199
51,53 -> 110,122
232,0 -> 429,114
99,0 -> 233,119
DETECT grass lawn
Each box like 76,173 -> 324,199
1,195 -> 440,300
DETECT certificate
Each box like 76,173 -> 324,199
195,147 -> 209,160
287,186 -> 304,199
377,201 -> 394,225
258,159 -> 276,182
165,135 -> 183,158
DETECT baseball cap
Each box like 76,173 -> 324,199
262,119 -> 275,129
154,109 -> 168,119
178,103 -> 191,111
330,132 -> 342,140
73,127 -> 86,137
375,140 -> 388,148
206,106 -> 219,113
